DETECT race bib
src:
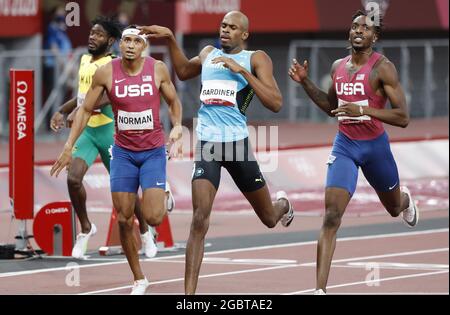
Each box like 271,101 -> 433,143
117,109 -> 154,131
77,94 -> 85,107
337,99 -> 371,123
200,80 -> 238,106
77,93 -> 100,113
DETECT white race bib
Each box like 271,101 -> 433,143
117,109 -> 154,131
337,99 -> 371,122
200,80 -> 238,106
77,93 -> 100,113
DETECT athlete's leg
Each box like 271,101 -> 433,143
110,144 -> 142,280
141,188 -> 166,227
99,134 -> 150,235
316,150 -> 358,292
69,130 -> 100,233
185,147 -> 222,294
112,191 -> 144,280
316,187 -> 351,291
67,158 -> 91,233
243,185 -> 288,228
225,160 -> 289,228
225,138 -> 289,228
361,133 -> 410,217
375,188 -> 409,216
186,179 -> 218,295
133,198 -> 149,234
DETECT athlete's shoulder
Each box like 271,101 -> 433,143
201,45 -> 216,54
81,53 -> 91,61
331,57 -> 346,76
199,45 -> 216,61
374,54 -> 394,70
375,55 -> 399,83
154,59 -> 169,71
79,54 -> 91,66
251,50 -> 272,62
93,62 -> 112,84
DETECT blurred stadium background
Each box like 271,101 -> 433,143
0,0 -> 448,139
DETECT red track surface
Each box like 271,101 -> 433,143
0,209 -> 447,295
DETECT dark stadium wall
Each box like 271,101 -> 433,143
177,0 -> 449,34
42,0 -> 176,48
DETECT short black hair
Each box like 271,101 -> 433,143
91,15 -> 123,39
352,9 -> 384,38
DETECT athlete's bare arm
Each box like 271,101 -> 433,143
138,25 -> 214,80
289,59 -> 340,116
212,50 -> 283,112
156,61 -> 182,126
50,64 -> 110,177
58,98 -> 78,115
331,59 -> 409,128
51,91 -> 111,131
50,97 -> 77,131
155,61 -> 183,157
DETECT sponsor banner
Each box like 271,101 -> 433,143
0,0 -> 42,37
9,69 -> 34,219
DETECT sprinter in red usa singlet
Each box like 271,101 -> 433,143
51,25 -> 183,295
289,9 -> 419,294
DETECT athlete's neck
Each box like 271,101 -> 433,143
351,47 -> 374,66
121,57 -> 145,76
221,46 -> 244,55
91,52 -> 109,62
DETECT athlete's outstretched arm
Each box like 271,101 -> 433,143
138,25 -> 213,81
50,66 -> 107,177
156,61 -> 183,157
50,97 -> 77,131
212,50 -> 283,112
289,58 -> 339,116
331,60 -> 409,128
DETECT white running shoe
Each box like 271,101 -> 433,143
400,186 -> 419,228
130,277 -> 150,295
166,181 -> 175,212
277,191 -> 294,227
313,289 -> 326,295
72,223 -> 97,259
140,228 -> 158,258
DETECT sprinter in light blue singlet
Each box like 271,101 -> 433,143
197,47 -> 255,143
139,10 -> 296,294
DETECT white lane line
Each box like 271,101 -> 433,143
285,270 -> 449,295
78,247 -> 448,294
346,262 -> 449,270
0,228 -> 447,278
79,264 -> 297,295
300,247 -> 449,266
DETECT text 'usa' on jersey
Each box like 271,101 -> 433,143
197,48 -> 255,143
333,52 -> 388,141
107,57 -> 165,152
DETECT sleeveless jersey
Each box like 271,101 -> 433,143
197,48 -> 255,143
77,54 -> 114,128
333,52 -> 387,140
107,57 -> 164,151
